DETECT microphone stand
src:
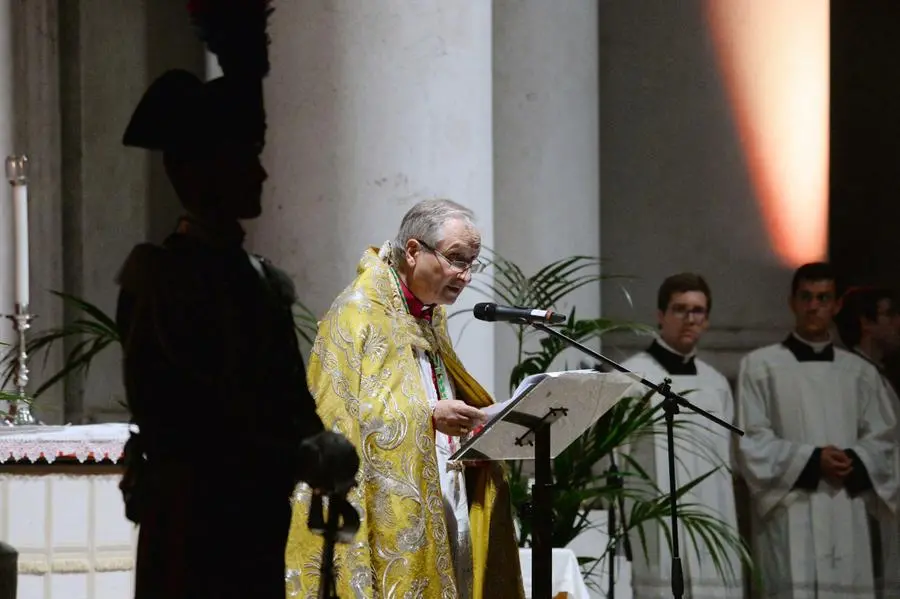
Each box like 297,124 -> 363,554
307,491 -> 361,599
581,358 -> 632,599
606,447 -> 632,599
530,322 -> 743,599
580,360 -> 632,599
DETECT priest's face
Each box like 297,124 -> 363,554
403,218 -> 482,306
657,291 -> 710,354
790,279 -> 837,341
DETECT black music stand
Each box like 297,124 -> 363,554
450,370 -> 634,599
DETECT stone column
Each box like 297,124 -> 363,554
249,1 -> 496,393
58,1 -> 202,423
493,0 -> 601,393
0,0 -> 14,361
6,0 -> 65,422
58,1 -> 151,423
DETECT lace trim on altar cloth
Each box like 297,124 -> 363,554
0,423 -> 130,464
18,556 -> 135,575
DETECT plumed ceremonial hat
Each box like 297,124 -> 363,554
122,70 -> 265,154
123,0 -> 273,154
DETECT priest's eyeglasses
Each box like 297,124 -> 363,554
416,239 -> 486,274
670,305 -> 708,322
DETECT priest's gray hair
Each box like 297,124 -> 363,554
390,199 -> 477,265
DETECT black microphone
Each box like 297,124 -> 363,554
473,302 -> 567,325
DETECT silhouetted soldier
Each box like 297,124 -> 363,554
116,68 -> 358,599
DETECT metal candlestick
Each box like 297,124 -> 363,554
5,155 -> 26,185
4,305 -> 36,425
4,155 -> 37,426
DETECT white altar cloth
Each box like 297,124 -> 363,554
0,423 -> 136,599
0,422 -> 130,463
519,547 -> 592,599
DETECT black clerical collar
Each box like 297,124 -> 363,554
782,333 -> 834,362
646,339 -> 698,375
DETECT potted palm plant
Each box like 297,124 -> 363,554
458,250 -> 751,591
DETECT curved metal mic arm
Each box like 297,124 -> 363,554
306,486 -> 361,599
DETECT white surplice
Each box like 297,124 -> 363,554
737,336 -> 900,599
622,340 -> 745,599
853,347 -> 900,599
414,348 -> 473,598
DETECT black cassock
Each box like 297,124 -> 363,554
116,221 -> 323,599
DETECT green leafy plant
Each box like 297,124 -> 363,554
0,341 -> 32,420
464,249 -> 751,588
0,291 -> 121,398
292,301 -> 319,347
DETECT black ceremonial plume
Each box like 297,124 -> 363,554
187,0 -> 275,79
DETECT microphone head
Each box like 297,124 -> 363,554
547,311 -> 567,325
473,302 -> 496,321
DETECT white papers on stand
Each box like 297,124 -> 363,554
481,372 -> 552,419
452,369 -> 634,461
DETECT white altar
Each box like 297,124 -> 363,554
0,423 -> 135,599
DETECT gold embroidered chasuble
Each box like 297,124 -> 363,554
285,246 -> 524,599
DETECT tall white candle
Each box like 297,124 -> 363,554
6,156 -> 29,308
12,183 -> 28,308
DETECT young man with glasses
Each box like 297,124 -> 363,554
736,262 -> 899,598
284,199 -> 523,599
622,273 -> 744,599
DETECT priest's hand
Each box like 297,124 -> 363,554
433,400 -> 487,437
821,445 -> 853,485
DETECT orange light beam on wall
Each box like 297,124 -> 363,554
704,0 -> 829,267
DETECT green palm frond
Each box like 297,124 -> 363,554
451,248 -> 651,393
0,290 -> 321,399
1,291 -> 120,398
622,471 -> 749,584
0,385 -> 24,420
292,301 -> 319,347
509,306 -> 652,392
510,396 -> 751,583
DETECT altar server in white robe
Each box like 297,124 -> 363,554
836,286 -> 900,598
737,262 -> 900,599
622,273 -> 744,599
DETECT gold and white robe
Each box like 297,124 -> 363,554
284,245 -> 523,599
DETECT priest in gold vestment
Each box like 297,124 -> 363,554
286,199 -> 525,598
